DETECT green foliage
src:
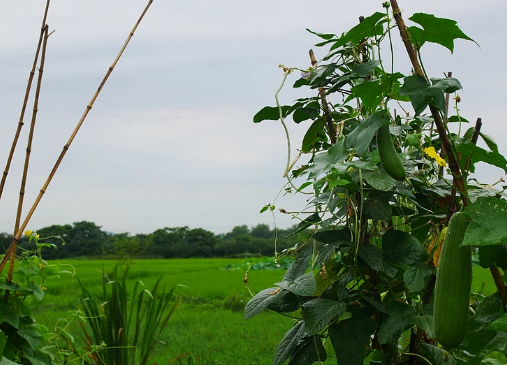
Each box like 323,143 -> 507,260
248,2 -> 507,364
75,266 -> 179,365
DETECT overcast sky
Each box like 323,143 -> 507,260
0,0 -> 505,235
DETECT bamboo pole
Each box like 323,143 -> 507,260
4,26 -> 50,302
389,0 -> 468,206
0,0 -> 51,204
0,0 -> 154,277
389,0 -> 507,307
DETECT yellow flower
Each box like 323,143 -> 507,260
35,234 -> 40,240
24,230 -> 33,237
424,146 -> 447,167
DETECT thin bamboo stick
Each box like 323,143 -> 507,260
0,0 -> 154,276
4,26 -> 50,303
0,0 -> 51,204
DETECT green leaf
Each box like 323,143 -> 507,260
399,75 -> 462,115
283,245 -> 313,281
287,336 -> 327,365
244,287 -> 285,320
420,343 -> 463,365
488,314 -> 507,333
267,290 -> 301,314
479,245 -> 507,271
277,272 -> 317,297
456,142 -> 507,173
363,168 -> 396,191
358,244 -> 383,271
0,357 -> 21,365
481,133 -> 499,153
0,301 -> 20,329
462,294 -> 505,355
301,120 -> 326,153
302,298 -> 346,335
413,314 -> 435,338
253,105 -> 291,123
306,28 -> 335,40
378,301 -> 415,345
305,139 -> 349,177
313,228 -> 351,246
329,317 -> 377,365
29,282 -> 44,302
351,60 -> 380,76
409,13 -> 477,53
345,110 -> 391,157
363,197 -> 392,221
0,330 -> 5,357
330,12 -> 386,50
383,230 -> 428,266
462,197 -> 507,246
350,80 -> 383,112
272,322 -> 306,365
17,324 -> 43,351
403,264 -> 432,292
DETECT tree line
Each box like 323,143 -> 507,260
0,221 -> 301,259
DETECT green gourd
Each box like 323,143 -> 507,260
376,125 -> 406,181
433,212 -> 472,350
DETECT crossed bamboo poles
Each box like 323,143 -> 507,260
0,1 -> 154,283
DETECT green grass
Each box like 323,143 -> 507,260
33,259 -> 498,364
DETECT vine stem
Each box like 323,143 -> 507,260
0,0 -> 154,277
0,0 -> 51,205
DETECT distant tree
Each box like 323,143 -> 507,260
250,223 -> 273,239
224,225 -> 249,240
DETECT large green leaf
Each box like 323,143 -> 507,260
363,196 -> 392,221
350,80 -> 383,112
301,120 -> 326,153
253,105 -> 291,123
302,298 -> 346,336
462,294 -> 505,355
408,13 -> 477,53
17,324 -> 43,351
382,230 -> 428,266
345,110 -> 390,157
479,245 -> 507,271
283,245 -> 313,282
0,301 -> 20,329
329,317 -> 377,365
420,343 -> 463,365
330,12 -> 386,50
456,142 -> 507,173
399,75 -> 462,115
287,336 -> 327,365
403,264 -> 432,292
363,168 -> 396,191
305,139 -> 349,177
313,228 -> 351,246
378,301 -> 416,345
277,272 -> 317,297
272,322 -> 306,365
358,244 -> 383,271
267,290 -> 301,314
462,197 -> 507,246
244,287 -> 284,320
